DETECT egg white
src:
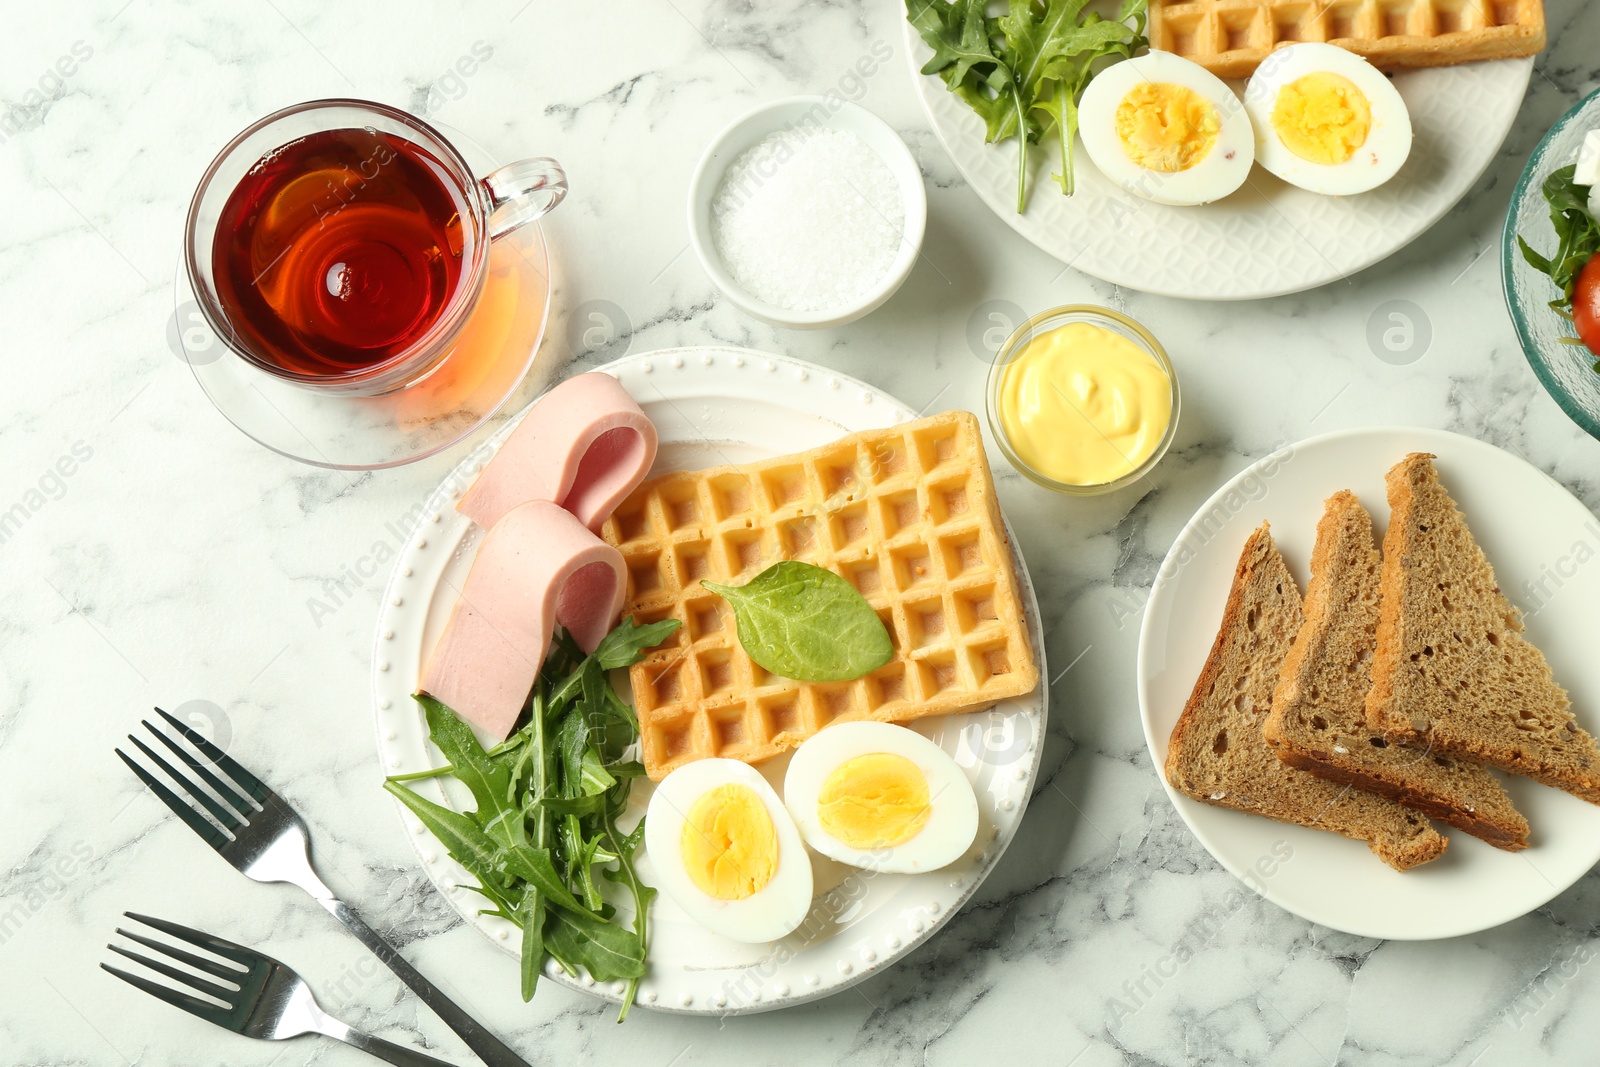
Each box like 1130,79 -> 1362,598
645,758 -> 814,943
783,721 -> 979,874
1077,50 -> 1256,207
1244,42 -> 1413,196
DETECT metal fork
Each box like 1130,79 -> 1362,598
117,709 -> 531,1067
103,912 -> 455,1066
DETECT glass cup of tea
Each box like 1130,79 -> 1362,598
184,98 -> 566,397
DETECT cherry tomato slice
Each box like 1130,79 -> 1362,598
1574,252 -> 1600,357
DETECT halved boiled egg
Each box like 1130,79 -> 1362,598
783,721 -> 978,874
645,758 -> 813,943
1077,50 -> 1255,206
1244,42 -> 1412,195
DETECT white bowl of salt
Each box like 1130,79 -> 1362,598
688,96 -> 927,329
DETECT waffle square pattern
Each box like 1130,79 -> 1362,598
1149,0 -> 1546,77
600,410 -> 1040,781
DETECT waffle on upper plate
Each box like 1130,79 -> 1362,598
1147,0 -> 1545,78
598,410 -> 1039,781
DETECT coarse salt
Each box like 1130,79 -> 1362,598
711,125 -> 904,314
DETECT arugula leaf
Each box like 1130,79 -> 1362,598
908,0 -> 1031,209
704,561 -> 894,682
1029,4 -> 1146,195
517,891 -> 545,1002
908,0 -> 1015,94
392,614 -> 676,1021
415,696 -> 519,846
1519,164 -> 1600,365
382,780 -> 593,917
598,810 -> 654,1021
594,616 -> 683,670
543,907 -> 646,983
907,0 -> 1146,210
1520,165 -> 1600,305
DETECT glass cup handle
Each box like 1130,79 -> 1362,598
481,157 -> 567,240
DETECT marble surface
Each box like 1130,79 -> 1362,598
3,1 -> 1599,1064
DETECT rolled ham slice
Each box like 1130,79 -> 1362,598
421,501 -> 626,740
458,372 -> 657,533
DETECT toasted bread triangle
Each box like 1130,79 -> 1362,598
1265,490 -> 1529,850
1366,454 -> 1600,805
1166,523 -> 1447,871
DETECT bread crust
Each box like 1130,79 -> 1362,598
1266,746 -> 1525,850
1163,526 -> 1272,791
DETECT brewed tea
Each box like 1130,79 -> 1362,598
211,127 -> 471,377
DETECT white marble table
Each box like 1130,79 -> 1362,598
3,1 -> 1599,1064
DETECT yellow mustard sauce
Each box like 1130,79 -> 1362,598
996,321 -> 1172,486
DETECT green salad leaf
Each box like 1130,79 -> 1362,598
1519,164 -> 1600,307
703,560 -> 894,683
907,0 -> 1147,209
386,614 -> 679,1021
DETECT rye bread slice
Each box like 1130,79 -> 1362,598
1366,453 -> 1600,804
1166,522 -> 1447,871
1264,491 -> 1530,850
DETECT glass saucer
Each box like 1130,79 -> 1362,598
170,123 -> 557,470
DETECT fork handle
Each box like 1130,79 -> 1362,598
330,1025 -> 462,1067
318,897 -> 533,1067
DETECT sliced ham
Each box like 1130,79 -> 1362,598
458,371 -> 657,533
421,501 -> 626,740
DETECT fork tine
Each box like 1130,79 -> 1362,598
116,749 -> 230,851
155,707 -> 273,806
114,927 -> 246,984
142,719 -> 257,815
124,912 -> 257,969
101,963 -> 231,1025
127,735 -> 244,833
106,943 -> 240,1002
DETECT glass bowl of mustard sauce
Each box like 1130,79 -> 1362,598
985,305 -> 1179,496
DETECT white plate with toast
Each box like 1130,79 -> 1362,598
1138,426 -> 1600,939
903,25 -> 1532,299
372,347 -> 1048,1012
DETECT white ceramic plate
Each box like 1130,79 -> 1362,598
903,22 -> 1532,300
372,347 -> 1048,1013
1137,427 -> 1600,940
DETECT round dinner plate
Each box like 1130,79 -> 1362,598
1137,426 -> 1600,940
902,20 -> 1532,301
372,347 -> 1049,1013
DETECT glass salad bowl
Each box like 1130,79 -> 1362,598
1502,86 -> 1600,442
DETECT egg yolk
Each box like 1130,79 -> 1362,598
1114,83 -> 1220,173
817,753 -> 931,850
681,784 -> 778,901
1271,72 -> 1372,165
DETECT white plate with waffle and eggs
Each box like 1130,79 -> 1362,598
1137,427 -> 1600,940
372,347 -> 1049,1014
902,4 -> 1537,300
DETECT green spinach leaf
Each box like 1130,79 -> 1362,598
703,560 -> 894,682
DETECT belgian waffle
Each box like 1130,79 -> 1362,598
598,410 -> 1040,781
1148,0 -> 1546,78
